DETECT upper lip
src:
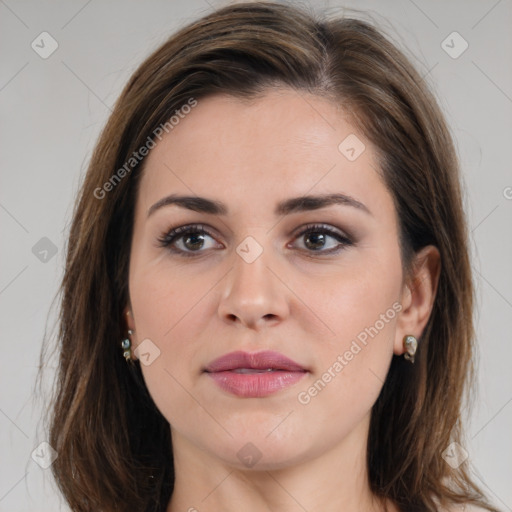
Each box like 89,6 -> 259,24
204,350 -> 306,373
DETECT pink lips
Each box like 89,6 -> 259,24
204,350 -> 307,398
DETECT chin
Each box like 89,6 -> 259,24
222,440 -> 311,472
201,423 -> 313,471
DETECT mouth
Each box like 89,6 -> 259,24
204,350 -> 308,398
230,368 -> 280,373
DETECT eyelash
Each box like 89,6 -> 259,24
157,223 -> 354,258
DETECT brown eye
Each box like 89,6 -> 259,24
304,231 -> 328,250
292,224 -> 353,254
157,224 -> 222,256
182,232 -> 206,251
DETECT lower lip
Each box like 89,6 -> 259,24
206,370 -> 307,398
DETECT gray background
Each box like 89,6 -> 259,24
1,0 -> 511,510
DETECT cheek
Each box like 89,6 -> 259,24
130,259 -> 212,342
306,249 -> 402,350
129,279 -> 201,435
128,259 -> 217,422
296,247 -> 402,406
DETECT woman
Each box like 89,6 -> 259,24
41,2 -> 500,511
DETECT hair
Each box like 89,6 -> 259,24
38,2 -> 499,511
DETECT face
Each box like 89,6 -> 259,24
127,88 -> 408,470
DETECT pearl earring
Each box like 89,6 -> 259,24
403,335 -> 418,363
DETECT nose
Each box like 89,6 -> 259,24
217,242 -> 290,330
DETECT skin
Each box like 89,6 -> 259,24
125,88 -> 440,512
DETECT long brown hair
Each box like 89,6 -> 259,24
38,2 -> 498,511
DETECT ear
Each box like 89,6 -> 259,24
123,305 -> 137,333
394,245 -> 441,356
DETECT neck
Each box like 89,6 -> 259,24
166,414 -> 394,512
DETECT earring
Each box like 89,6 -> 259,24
403,335 -> 418,363
121,329 -> 135,365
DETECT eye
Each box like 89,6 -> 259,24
157,224 -> 222,256
158,223 -> 353,258
290,224 -> 353,254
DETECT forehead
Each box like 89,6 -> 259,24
137,89 -> 390,219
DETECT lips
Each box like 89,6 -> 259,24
204,350 -> 307,398
204,350 -> 306,373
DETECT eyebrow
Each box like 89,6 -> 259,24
147,192 -> 372,218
